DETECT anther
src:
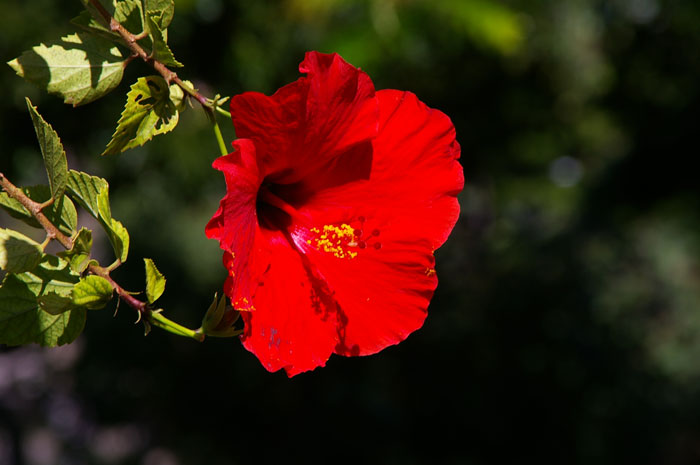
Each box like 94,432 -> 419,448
358,241 -> 367,249
373,242 -> 382,250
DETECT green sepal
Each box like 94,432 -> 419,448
0,256 -> 85,347
72,275 -> 113,309
58,228 -> 93,274
0,229 -> 43,274
26,98 -> 69,201
200,292 -> 241,338
0,186 -> 77,236
205,327 -> 244,338
201,292 -> 226,332
102,76 -> 179,155
8,33 -> 127,107
145,12 -> 182,68
143,258 -> 166,304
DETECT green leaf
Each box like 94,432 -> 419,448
143,258 -> 165,304
78,0 -> 144,35
143,0 -> 174,28
71,10 -> 113,37
0,186 -> 78,236
145,13 -> 182,67
72,275 -> 113,309
65,171 -> 128,263
38,292 -> 75,315
0,229 -> 43,274
58,228 -> 93,273
8,33 -> 127,106
102,76 -> 179,155
105,218 -> 130,263
0,257 -> 85,347
25,98 -> 68,200
65,170 -> 108,219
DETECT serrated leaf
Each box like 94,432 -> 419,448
58,228 -> 93,273
0,256 -> 85,347
38,292 -> 75,315
0,229 -> 43,274
0,186 -> 78,236
65,171 -> 128,263
72,275 -> 113,309
26,98 -> 68,200
8,33 -> 127,106
145,13 -> 182,68
143,258 -> 165,304
102,76 -> 179,155
65,170 -> 108,219
144,0 -> 174,28
105,218 -> 129,263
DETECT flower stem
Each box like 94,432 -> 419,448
211,117 -> 228,157
150,311 -> 205,341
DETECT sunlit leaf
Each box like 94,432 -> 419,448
65,170 -> 108,219
143,258 -> 166,304
145,12 -> 182,67
72,275 -> 113,309
8,33 -> 127,106
0,229 -> 43,274
102,76 -> 179,155
66,171 -> 129,263
26,98 -> 68,200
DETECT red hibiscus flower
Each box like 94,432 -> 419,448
206,51 -> 463,376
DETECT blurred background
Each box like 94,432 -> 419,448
2,0 -> 700,463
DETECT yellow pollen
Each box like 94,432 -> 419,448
425,268 -> 436,277
309,224 -> 359,259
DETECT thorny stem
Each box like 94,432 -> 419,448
0,172 -> 205,342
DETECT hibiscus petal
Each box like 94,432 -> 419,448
204,139 -> 265,311
230,51 -> 378,183
294,90 -> 463,355
240,229 -> 339,376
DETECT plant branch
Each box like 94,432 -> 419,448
0,173 -> 72,249
86,0 -> 214,113
0,172 -> 204,342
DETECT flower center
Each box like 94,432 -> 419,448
256,184 -> 299,231
307,216 -> 382,259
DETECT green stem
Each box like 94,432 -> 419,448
211,117 -> 228,157
150,311 -> 205,342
